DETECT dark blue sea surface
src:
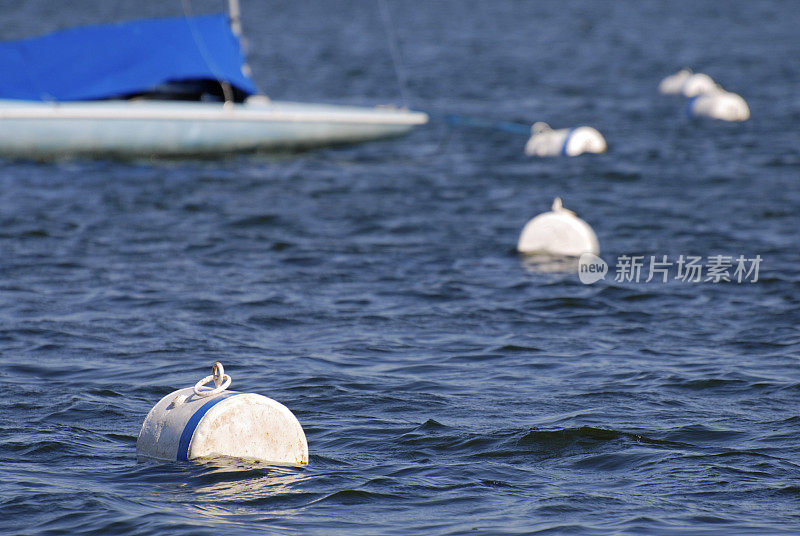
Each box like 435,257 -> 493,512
2,1 -> 800,534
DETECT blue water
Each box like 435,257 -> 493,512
2,1 -> 800,534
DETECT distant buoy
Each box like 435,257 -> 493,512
137,363 -> 308,465
660,69 -> 749,121
659,69 -> 717,97
517,197 -> 599,256
680,73 -> 717,97
688,89 -> 750,122
658,68 -> 692,94
525,122 -> 607,157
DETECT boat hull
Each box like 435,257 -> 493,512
0,99 -> 428,158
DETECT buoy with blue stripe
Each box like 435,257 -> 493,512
659,69 -> 749,121
517,197 -> 599,256
688,88 -> 750,122
137,362 -> 308,466
524,122 -> 607,157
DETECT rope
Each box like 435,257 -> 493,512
444,114 -> 532,135
377,0 -> 410,108
375,0 -> 539,143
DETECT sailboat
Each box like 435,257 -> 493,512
0,2 -> 427,159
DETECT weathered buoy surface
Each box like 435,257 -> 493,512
688,89 -> 750,121
524,122 -> 607,157
137,363 -> 308,466
517,198 -> 599,256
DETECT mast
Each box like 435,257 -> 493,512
226,0 -> 263,99
227,0 -> 242,37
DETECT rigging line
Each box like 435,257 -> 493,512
377,0 -> 411,108
180,0 -> 235,105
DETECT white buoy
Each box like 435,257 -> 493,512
137,363 -> 308,466
524,122 -> 607,157
517,197 -> 599,256
659,69 -> 718,97
658,68 -> 692,94
680,73 -> 718,97
688,89 -> 750,122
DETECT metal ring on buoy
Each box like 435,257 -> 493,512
137,361 -> 309,465
193,362 -> 231,397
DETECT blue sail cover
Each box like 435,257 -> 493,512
0,14 -> 258,101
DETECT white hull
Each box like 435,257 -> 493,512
0,98 -> 428,158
